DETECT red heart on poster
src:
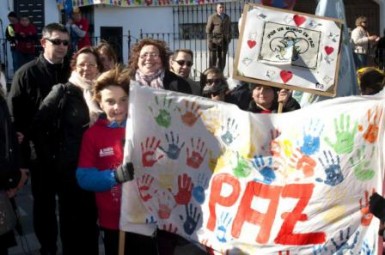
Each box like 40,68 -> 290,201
247,40 -> 256,49
324,46 -> 334,55
293,14 -> 306,26
280,70 -> 293,83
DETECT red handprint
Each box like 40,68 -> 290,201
174,173 -> 194,205
136,174 -> 154,202
359,107 -> 383,144
179,100 -> 202,127
141,136 -> 164,167
186,138 -> 207,169
156,190 -> 175,219
360,189 -> 375,226
161,223 -> 178,233
290,148 -> 316,178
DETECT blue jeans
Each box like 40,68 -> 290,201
353,53 -> 367,69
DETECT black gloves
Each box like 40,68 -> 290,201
369,192 -> 385,221
114,162 -> 134,183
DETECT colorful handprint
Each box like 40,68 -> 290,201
324,114 -> 357,154
221,118 -> 239,145
252,155 -> 276,184
359,189 -> 374,226
148,95 -> 174,128
349,146 -> 375,181
178,100 -> 202,127
141,136 -> 164,167
137,174 -> 154,202
316,150 -> 343,186
216,212 -> 232,243
180,203 -> 201,235
156,190 -> 176,219
231,152 -> 253,178
159,131 -> 185,160
192,173 -> 209,204
359,106 -> 383,143
174,173 -> 193,205
186,138 -> 207,169
300,119 -> 324,156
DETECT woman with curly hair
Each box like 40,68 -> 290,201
127,38 -> 191,94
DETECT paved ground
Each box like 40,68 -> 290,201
8,181 -> 207,255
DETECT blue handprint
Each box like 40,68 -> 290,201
192,173 -> 209,204
179,203 -> 201,235
329,227 -> 359,254
312,244 -> 328,255
220,118 -> 239,145
252,155 -> 275,184
159,131 -> 185,160
145,215 -> 157,224
216,212 -> 232,243
316,150 -> 343,186
360,240 -> 374,255
300,119 -> 324,156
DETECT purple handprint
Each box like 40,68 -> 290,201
220,118 -> 239,145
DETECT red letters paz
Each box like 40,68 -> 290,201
207,173 -> 325,245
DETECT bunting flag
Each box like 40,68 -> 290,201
121,84 -> 384,254
292,0 -> 359,106
66,0 -> 238,8
261,0 -> 296,10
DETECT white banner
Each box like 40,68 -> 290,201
121,84 -> 384,254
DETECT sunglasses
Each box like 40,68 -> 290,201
175,60 -> 193,67
45,38 -> 70,46
206,78 -> 223,84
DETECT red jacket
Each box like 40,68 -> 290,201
15,24 -> 37,54
77,118 -> 125,229
74,18 -> 91,49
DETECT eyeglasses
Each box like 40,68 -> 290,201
139,53 -> 159,59
45,38 -> 69,46
175,60 -> 193,67
76,63 -> 98,68
206,78 -> 223,84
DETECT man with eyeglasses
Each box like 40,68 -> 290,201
169,49 -> 201,95
8,23 -> 71,255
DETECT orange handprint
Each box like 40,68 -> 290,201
179,100 -> 202,127
290,148 -> 316,178
360,189 -> 375,226
359,106 -> 383,143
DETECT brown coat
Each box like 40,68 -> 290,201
206,13 -> 232,46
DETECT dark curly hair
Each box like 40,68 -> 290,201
127,38 -> 170,77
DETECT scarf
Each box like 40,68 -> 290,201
68,71 -> 103,125
135,69 -> 165,89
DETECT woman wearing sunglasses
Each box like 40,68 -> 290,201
201,67 -> 239,104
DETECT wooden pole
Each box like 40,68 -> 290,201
277,102 -> 283,113
118,230 -> 125,255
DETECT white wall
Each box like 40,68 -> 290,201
94,5 -> 173,64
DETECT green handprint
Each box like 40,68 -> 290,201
232,153 -> 252,178
148,96 -> 173,128
350,147 -> 375,181
324,114 -> 357,154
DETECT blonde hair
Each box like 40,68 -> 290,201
355,16 -> 367,27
